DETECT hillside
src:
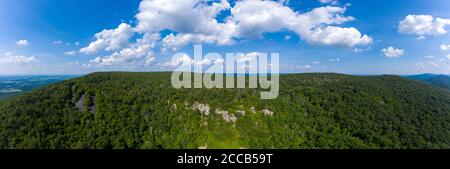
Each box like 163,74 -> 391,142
0,72 -> 450,149
406,74 -> 450,90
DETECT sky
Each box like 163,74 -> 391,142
0,0 -> 450,75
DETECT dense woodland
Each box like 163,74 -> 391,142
0,72 -> 450,149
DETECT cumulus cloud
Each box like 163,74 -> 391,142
135,0 -> 371,50
81,0 -> 373,68
136,0 -> 235,51
381,46 -> 405,58
87,33 -> 159,67
0,53 -> 38,65
64,51 -> 77,56
236,52 -> 263,63
80,23 -> 133,54
416,36 -> 426,40
16,40 -> 29,46
319,0 -> 338,4
441,44 -> 450,51
161,53 -> 225,68
398,15 -> 450,36
231,1 -> 372,47
164,53 -> 193,67
161,32 -> 235,52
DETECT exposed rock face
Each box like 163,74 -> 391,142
261,109 -> 273,116
250,107 -> 256,114
183,101 -> 274,123
198,144 -> 208,149
236,110 -> 246,116
229,114 -> 237,123
75,94 -> 85,112
171,104 -> 177,110
215,109 -> 236,123
192,102 -> 210,116
75,94 -> 96,115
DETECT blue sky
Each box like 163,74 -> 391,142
1,0 -> 450,75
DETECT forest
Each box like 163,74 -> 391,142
0,72 -> 449,149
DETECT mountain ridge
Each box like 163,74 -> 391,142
0,72 -> 449,149
405,73 -> 450,90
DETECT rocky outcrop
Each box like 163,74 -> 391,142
75,94 -> 96,115
261,109 -> 273,116
181,101 -> 274,123
236,110 -> 246,116
192,102 -> 210,116
75,94 -> 85,112
250,107 -> 256,114
215,109 -> 237,123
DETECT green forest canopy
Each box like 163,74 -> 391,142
0,72 -> 449,149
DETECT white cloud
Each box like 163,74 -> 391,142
75,42 -> 80,46
135,0 -> 371,51
441,44 -> 450,51
164,53 -> 193,67
231,1 -> 372,47
80,23 -> 133,54
161,32 -> 235,52
53,40 -> 63,45
312,61 -> 320,64
236,52 -> 262,63
231,0 -> 297,38
328,57 -> 340,62
81,0 -> 373,68
416,36 -> 426,40
136,0 -> 235,51
353,48 -> 363,53
398,15 -> 450,36
284,35 -> 292,40
318,0 -> 339,6
353,47 -> 371,53
161,53 -> 225,68
299,65 -> 312,69
301,26 -> 372,47
0,53 -> 38,65
424,55 -> 434,59
87,33 -> 159,67
447,54 -> 450,61
64,51 -> 77,56
381,46 -> 405,58
16,40 -> 29,46
319,0 -> 338,4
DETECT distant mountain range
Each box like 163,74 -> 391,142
0,75 -> 80,99
405,74 -> 450,90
